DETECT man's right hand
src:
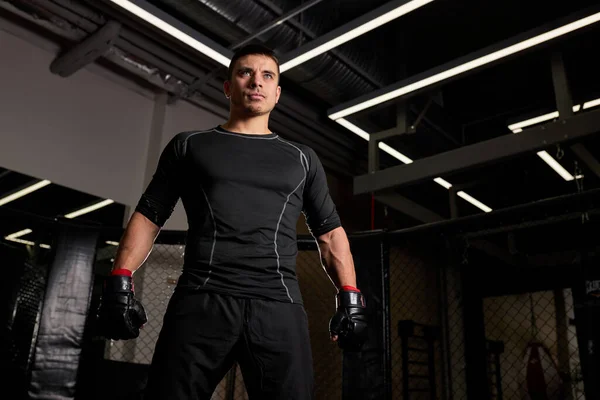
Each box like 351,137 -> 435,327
97,269 -> 147,340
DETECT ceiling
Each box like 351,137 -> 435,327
1,0 -> 600,249
0,166 -> 127,249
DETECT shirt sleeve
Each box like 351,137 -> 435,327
302,146 -> 342,237
135,134 -> 186,228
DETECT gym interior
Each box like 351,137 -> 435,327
2,1 -> 600,399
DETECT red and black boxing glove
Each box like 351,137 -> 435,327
329,285 -> 368,351
97,269 -> 147,340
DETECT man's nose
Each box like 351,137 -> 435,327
249,74 -> 263,87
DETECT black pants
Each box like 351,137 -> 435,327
143,289 -> 314,400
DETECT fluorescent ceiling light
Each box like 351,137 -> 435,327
336,118 -> 492,212
507,97 -> 600,180
106,241 -> 120,246
508,111 -> 559,131
535,150 -> 578,181
328,11 -> 600,120
508,96 -> 600,131
457,191 -> 492,213
64,199 -> 115,219
5,237 -> 35,246
109,0 -> 231,67
433,177 -> 453,190
583,98 -> 600,109
0,179 -> 51,206
5,228 -> 32,239
3,236 -> 51,249
280,0 -> 434,72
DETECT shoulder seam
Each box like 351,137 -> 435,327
276,137 -> 309,172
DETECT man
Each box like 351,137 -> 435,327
97,44 -> 368,400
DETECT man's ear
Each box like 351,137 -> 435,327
223,80 -> 231,98
275,85 -> 282,104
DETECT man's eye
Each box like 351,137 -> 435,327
265,74 -> 273,79
240,70 -> 251,76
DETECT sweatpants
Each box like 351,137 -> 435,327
143,288 -> 314,400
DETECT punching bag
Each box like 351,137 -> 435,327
521,294 -> 562,400
523,342 -> 562,400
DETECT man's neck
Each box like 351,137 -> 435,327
222,115 -> 272,135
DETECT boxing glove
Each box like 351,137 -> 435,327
329,286 -> 368,351
97,269 -> 147,340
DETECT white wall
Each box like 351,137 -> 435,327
0,28 -> 154,207
0,24 -> 227,231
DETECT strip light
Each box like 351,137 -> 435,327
0,179 -> 51,206
280,0 -> 434,72
5,237 -> 35,246
106,241 -> 120,246
5,228 -> 32,239
109,0 -> 231,67
508,97 -> 600,131
4,196 -> 113,248
64,199 -> 115,219
3,237 -> 51,249
3,230 -> 51,249
507,97 -> 600,180
337,118 -> 492,212
328,11 -> 600,120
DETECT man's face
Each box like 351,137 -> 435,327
224,54 -> 281,116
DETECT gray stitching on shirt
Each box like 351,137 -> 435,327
274,138 -> 310,303
200,187 -> 217,286
276,138 -> 309,173
274,176 -> 305,303
215,128 -> 278,140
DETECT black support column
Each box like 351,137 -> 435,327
461,259 -> 491,400
342,234 -> 391,400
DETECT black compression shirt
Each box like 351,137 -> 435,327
135,126 -> 341,304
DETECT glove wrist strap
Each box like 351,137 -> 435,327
111,268 -> 133,277
336,290 -> 366,308
105,274 -> 134,293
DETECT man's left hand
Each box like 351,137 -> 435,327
329,286 -> 368,351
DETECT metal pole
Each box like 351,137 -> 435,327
551,52 -> 574,119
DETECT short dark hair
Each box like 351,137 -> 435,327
227,44 -> 280,82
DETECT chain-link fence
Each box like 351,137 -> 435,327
386,234 -> 586,400
388,239 -> 451,400
483,289 -> 584,400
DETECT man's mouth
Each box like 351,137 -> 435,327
247,93 -> 264,100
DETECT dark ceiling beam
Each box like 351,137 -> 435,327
375,191 -> 517,266
327,4 -> 600,120
354,108 -> 600,194
375,191 -> 445,224
548,49 -> 600,181
50,20 -> 121,77
570,143 -> 600,179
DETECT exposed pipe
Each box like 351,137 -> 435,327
252,0 -> 386,90
233,0 -> 324,50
